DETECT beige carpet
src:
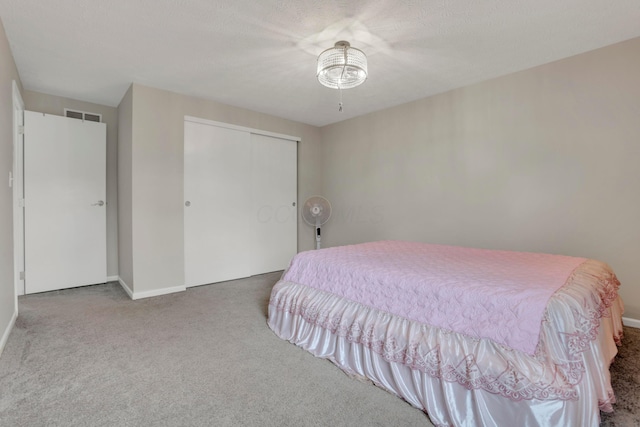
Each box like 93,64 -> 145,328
0,272 -> 637,426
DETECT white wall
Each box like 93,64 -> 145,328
321,37 -> 640,319
120,84 -> 322,294
22,90 -> 119,278
0,18 -> 22,354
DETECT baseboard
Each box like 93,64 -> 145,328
118,277 -> 134,299
622,317 -> 640,329
132,285 -> 186,300
0,309 -> 18,358
107,275 -> 119,283
117,277 -> 185,300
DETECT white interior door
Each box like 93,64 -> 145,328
23,111 -> 107,294
12,81 -> 25,298
251,134 -> 297,274
184,121 -> 252,287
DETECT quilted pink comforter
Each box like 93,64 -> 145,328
282,241 -> 587,355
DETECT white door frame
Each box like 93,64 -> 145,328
184,116 -> 300,142
12,81 -> 25,303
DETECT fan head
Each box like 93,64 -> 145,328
302,196 -> 331,226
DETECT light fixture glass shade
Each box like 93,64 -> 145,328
317,41 -> 367,89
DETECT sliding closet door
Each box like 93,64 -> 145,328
251,134 -> 297,274
184,122 -> 252,287
184,118 -> 298,287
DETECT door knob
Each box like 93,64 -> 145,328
185,201 -> 191,207
92,200 -> 105,206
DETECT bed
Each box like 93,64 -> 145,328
267,241 -> 624,427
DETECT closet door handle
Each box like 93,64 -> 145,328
92,200 -> 105,206
185,201 -> 191,207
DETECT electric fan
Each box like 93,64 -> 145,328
302,196 -> 332,249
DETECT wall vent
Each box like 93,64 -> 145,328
64,108 -> 102,123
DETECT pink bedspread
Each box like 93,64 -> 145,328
282,241 -> 587,355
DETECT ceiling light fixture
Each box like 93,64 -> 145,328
317,41 -> 367,112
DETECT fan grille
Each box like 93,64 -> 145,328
302,196 -> 331,226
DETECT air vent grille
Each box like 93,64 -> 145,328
64,108 -> 102,123
66,110 -> 83,120
84,113 -> 101,122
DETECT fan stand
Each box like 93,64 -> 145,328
315,219 -> 322,250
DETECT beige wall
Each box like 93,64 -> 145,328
117,85 -> 133,288
22,91 -> 119,278
0,18 -> 22,351
123,84 -> 322,293
321,37 -> 640,319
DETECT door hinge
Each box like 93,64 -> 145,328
19,271 -> 25,280
18,198 -> 25,208
18,125 -> 24,135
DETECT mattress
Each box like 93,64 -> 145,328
268,241 -> 624,426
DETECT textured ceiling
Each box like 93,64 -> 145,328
1,0 -> 639,127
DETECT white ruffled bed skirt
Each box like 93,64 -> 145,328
268,260 -> 624,427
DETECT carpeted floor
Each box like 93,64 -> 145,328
0,273 -> 638,426
600,323 -> 640,426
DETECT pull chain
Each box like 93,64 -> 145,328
338,48 -> 347,113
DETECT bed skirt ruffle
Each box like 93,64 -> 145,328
267,259 -> 623,427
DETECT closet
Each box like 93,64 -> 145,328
183,117 -> 297,287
